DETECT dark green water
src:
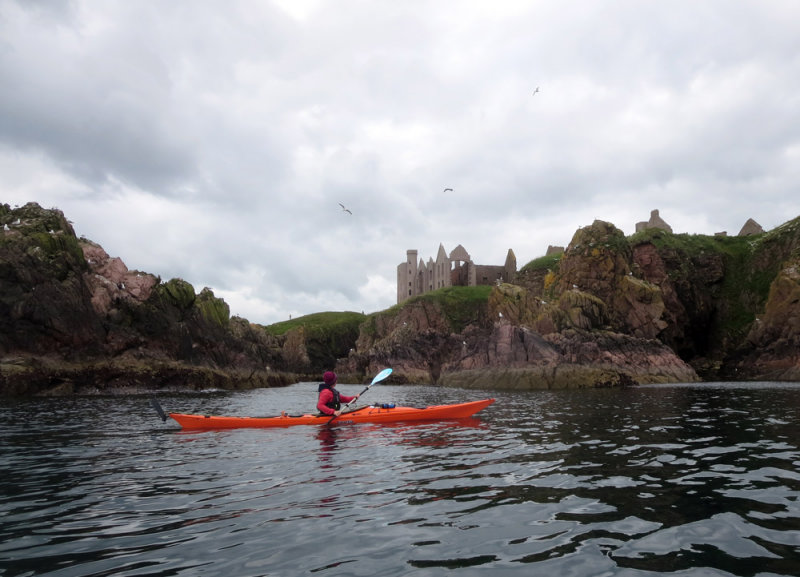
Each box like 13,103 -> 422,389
1,382 -> 799,576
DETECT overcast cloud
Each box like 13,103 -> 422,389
2,0 -> 799,325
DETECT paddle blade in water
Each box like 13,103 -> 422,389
150,397 -> 168,422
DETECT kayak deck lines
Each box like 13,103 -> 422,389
167,398 -> 495,430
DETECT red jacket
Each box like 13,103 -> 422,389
317,388 -> 357,415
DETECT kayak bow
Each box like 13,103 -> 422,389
168,398 -> 495,430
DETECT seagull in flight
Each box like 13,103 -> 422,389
443,187 -> 453,192
532,87 -> 540,96
338,203 -> 352,215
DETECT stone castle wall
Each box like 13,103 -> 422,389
397,244 -> 516,304
635,209 -> 673,233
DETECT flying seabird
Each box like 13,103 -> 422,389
443,187 -> 453,192
532,87 -> 540,96
338,203 -> 352,215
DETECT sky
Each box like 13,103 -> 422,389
2,1 -> 800,326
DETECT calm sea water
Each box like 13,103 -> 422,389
1,382 -> 799,577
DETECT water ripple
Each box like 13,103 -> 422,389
1,384 -> 799,576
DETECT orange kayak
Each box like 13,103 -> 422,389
169,398 -> 495,430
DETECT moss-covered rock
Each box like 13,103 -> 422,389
196,287 -> 230,327
159,278 -> 196,309
0,203 -> 292,393
5,200 -> 800,394
729,257 -> 800,380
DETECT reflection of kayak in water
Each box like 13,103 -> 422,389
163,399 -> 495,430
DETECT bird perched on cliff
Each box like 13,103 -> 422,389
338,203 -> 352,215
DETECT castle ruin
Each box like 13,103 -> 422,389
635,209 -> 673,233
635,209 -> 763,237
397,211 -> 763,304
397,244 -> 516,304
738,218 -> 764,236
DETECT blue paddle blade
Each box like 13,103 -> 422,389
371,368 -> 392,384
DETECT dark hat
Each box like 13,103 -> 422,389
323,371 -> 337,385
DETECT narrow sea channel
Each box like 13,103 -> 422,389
1,382 -> 799,576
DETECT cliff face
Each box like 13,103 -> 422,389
338,217 -> 800,388
3,202 -> 800,394
731,219 -> 800,381
729,254 -> 800,380
268,312 -> 366,374
337,221 -> 699,388
1,203 -> 289,394
629,219 -> 800,379
0,203 -> 105,356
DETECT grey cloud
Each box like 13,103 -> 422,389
1,0 -> 799,324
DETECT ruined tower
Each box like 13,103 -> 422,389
397,245 -> 517,304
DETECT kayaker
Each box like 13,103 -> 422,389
317,371 -> 359,416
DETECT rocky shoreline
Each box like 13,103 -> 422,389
2,202 -> 800,395
0,356 -> 305,396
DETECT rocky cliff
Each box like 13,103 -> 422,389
335,222 -> 700,389
725,218 -> 800,380
336,217 -> 800,388
3,202 -> 800,394
0,202 -> 295,394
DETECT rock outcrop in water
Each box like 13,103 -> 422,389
728,256 -> 800,380
0,202 -> 296,394
336,217 -> 800,388
2,202 -> 800,393
335,221 -> 699,389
